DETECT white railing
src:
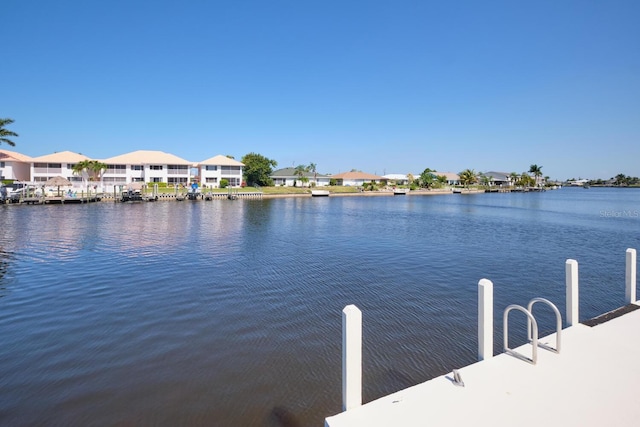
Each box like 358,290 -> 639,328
337,248 -> 637,413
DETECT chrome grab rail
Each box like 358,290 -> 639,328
504,304 -> 538,365
527,298 -> 562,354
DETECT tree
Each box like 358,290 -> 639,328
241,152 -> 277,186
614,174 -> 628,186
0,118 -> 19,146
72,160 -> 107,190
509,172 -> 519,187
420,168 -> 435,189
458,169 -> 477,188
308,163 -> 317,186
479,173 -> 493,188
529,164 -> 543,187
517,172 -> 535,187
294,164 -> 309,187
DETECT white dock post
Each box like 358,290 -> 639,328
342,305 -> 362,411
626,248 -> 637,304
478,279 -> 493,361
566,259 -> 579,326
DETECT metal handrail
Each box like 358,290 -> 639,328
504,304 -> 538,365
527,298 -> 562,354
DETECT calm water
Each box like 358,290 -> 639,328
0,188 -> 638,426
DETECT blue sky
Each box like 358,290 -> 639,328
3,0 -> 639,180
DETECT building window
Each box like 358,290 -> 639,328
221,166 -> 241,173
151,177 -> 163,183
205,177 -> 218,183
206,165 -> 217,171
168,177 -> 188,184
0,162 -> 4,167
168,165 -> 188,175
150,165 -> 163,171
131,165 -> 143,171
107,164 -> 126,174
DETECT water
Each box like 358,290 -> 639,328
0,188 -> 638,426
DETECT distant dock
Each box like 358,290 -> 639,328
326,249 -> 639,427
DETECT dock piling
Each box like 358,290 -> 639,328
566,259 -> 579,326
342,304 -> 362,411
626,248 -> 637,304
478,279 -> 494,361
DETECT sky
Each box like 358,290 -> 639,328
3,0 -> 639,180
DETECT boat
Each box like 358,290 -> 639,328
311,190 -> 330,197
393,189 -> 408,195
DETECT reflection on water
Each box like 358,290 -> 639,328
0,188 -> 638,426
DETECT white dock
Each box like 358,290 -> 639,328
326,249 -> 639,427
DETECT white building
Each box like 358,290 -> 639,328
102,150 -> 192,187
30,151 -> 91,184
0,149 -> 33,181
271,167 -> 331,187
198,155 -> 244,188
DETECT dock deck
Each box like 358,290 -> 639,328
326,303 -> 640,427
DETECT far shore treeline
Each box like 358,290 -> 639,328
1,118 -> 638,188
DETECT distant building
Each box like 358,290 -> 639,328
198,155 -> 244,188
0,149 -> 33,181
331,171 -> 386,186
568,179 -> 589,186
30,151 -> 91,184
432,171 -> 460,185
271,167 -> 331,187
383,174 -> 421,185
481,171 -> 512,186
101,150 -> 192,186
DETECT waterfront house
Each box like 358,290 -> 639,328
331,171 -> 386,187
0,149 -> 33,182
271,167 -> 331,187
432,171 -> 460,186
383,173 -> 421,185
30,151 -> 91,184
101,150 -> 192,187
480,171 -> 512,186
198,155 -> 245,188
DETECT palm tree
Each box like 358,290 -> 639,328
294,164 -> 309,187
529,164 -> 543,187
407,173 -> 415,186
0,118 -> 19,146
72,160 -> 91,187
308,163 -> 317,186
458,169 -> 477,189
509,172 -> 519,187
518,172 -> 535,187
72,160 -> 107,191
420,168 -> 435,189
87,160 -> 107,192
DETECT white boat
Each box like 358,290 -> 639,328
393,188 -> 409,195
311,190 -> 330,197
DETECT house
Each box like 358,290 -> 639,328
101,150 -> 192,187
0,149 -> 33,182
271,167 -> 331,187
432,171 -> 460,186
330,171 -> 386,187
480,171 -> 512,186
30,151 -> 91,185
383,174 -> 421,185
198,155 -> 244,188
